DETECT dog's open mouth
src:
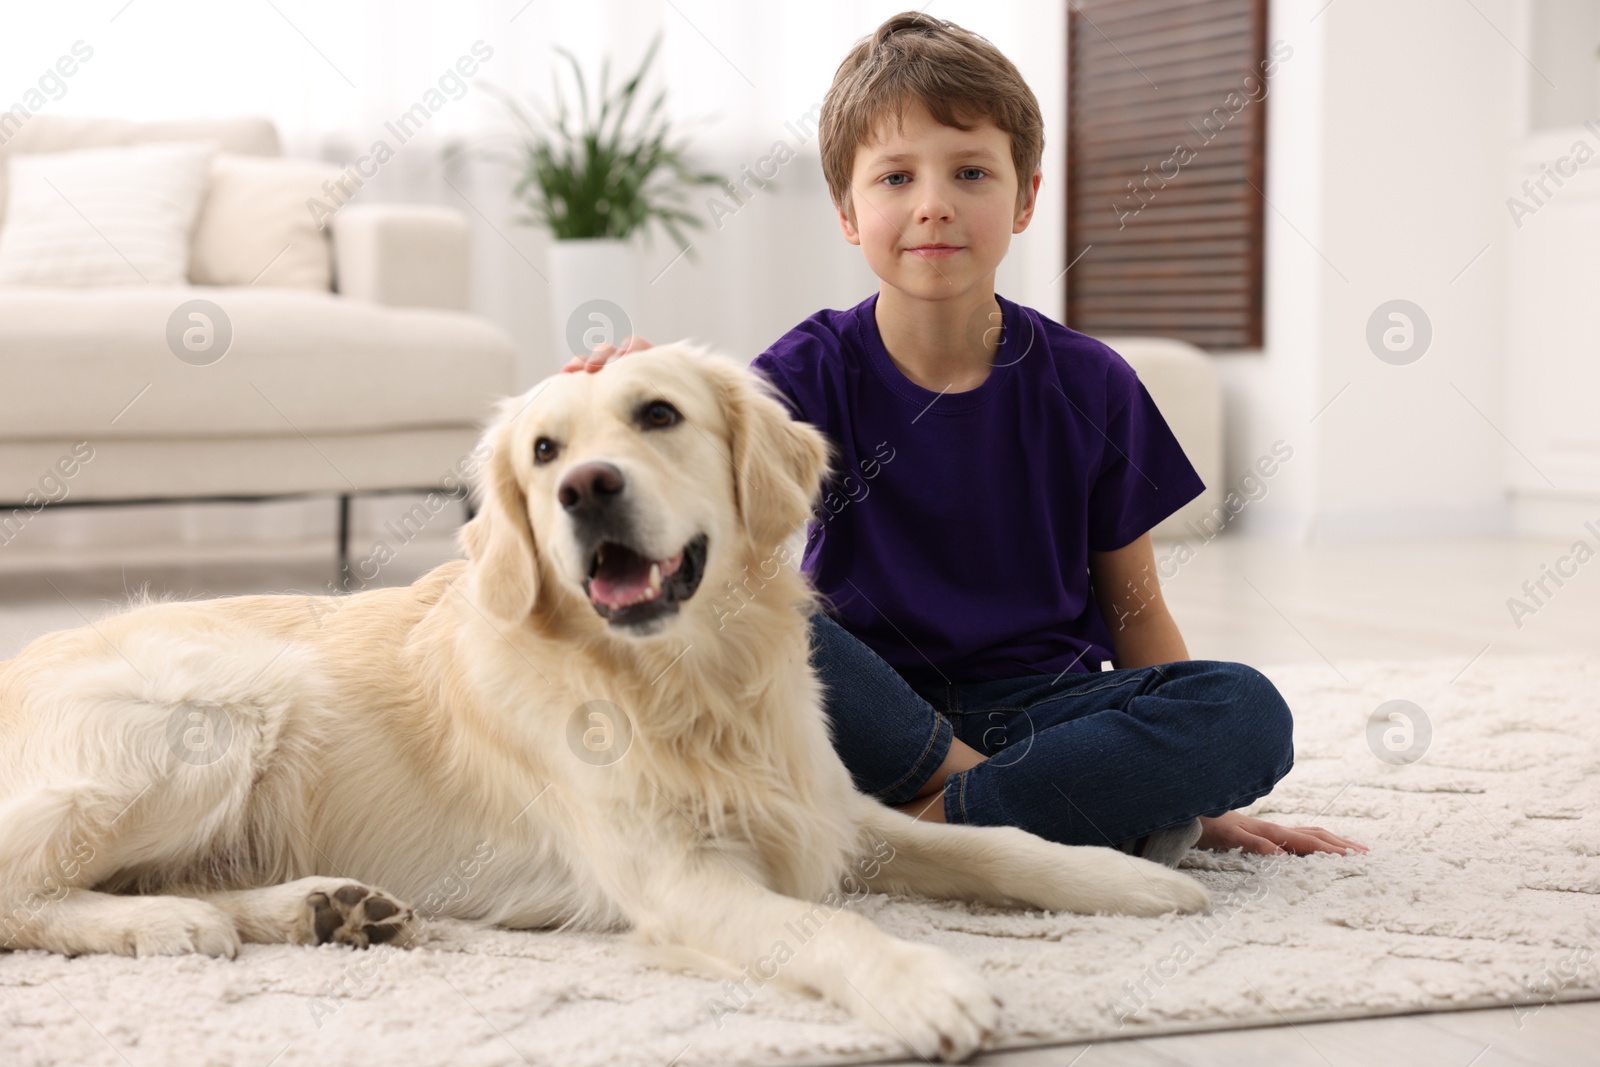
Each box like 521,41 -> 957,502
582,533 -> 708,626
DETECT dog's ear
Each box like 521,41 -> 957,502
463,414 -> 540,621
711,357 -> 834,551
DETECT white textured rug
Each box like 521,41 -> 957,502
3,654 -> 1599,1067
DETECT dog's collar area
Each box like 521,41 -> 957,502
583,533 -> 709,628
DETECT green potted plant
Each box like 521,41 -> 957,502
476,34 -> 722,379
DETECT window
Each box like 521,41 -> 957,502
1065,0 -> 1270,350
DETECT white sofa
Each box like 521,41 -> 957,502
0,115 -> 515,556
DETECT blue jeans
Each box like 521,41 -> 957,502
807,610 -> 1295,847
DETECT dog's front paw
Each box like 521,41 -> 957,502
126,897 -> 241,959
842,940 -> 1000,1062
300,882 -> 417,948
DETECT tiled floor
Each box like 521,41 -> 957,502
1,528 -> 1595,1065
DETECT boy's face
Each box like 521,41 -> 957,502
838,98 -> 1040,303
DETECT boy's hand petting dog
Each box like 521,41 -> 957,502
561,336 -> 654,373
1197,811 -> 1368,857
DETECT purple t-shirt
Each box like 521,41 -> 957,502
749,291 -> 1205,687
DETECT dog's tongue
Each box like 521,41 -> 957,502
591,554 -> 652,608
590,546 -> 684,608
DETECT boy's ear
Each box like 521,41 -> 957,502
1014,169 -> 1042,233
836,198 -> 861,245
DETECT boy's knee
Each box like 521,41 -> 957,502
1218,661 -> 1294,782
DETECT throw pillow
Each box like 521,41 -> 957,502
0,141 -> 215,286
189,153 -> 342,289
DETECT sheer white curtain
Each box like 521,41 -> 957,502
5,0 -> 1065,368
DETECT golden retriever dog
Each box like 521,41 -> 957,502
0,344 -> 1207,1061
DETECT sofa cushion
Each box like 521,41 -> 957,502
0,286 -> 515,439
0,115 -> 279,233
0,142 -> 216,287
190,153 -> 341,290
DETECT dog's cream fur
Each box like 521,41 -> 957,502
0,344 -> 1207,1061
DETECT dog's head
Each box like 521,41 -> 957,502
461,343 -> 833,639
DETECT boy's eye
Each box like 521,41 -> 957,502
959,167 -> 986,181
883,173 -> 910,187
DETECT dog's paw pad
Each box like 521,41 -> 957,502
307,884 -> 415,948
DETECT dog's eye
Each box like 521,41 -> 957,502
640,400 -> 681,429
533,437 -> 560,465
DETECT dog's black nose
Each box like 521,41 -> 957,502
558,461 -> 625,513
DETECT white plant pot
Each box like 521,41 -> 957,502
537,237 -> 643,388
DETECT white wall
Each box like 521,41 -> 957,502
1504,0 -> 1600,538
1222,0 -> 1521,542
1312,0 -> 1515,540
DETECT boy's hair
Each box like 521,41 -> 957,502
818,11 -> 1044,224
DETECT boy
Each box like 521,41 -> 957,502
565,12 -> 1365,864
